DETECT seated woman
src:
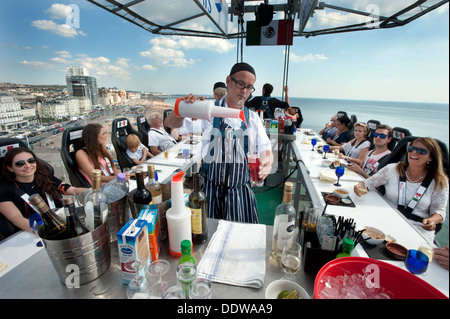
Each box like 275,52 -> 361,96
0,147 -> 86,235
326,115 -> 350,147
331,122 -> 370,166
75,123 -> 120,185
354,137 -> 448,237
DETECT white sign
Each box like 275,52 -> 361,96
194,0 -> 228,36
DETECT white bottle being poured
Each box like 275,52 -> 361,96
174,98 -> 246,122
166,171 -> 192,257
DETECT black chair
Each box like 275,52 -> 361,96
337,111 -> 348,118
136,115 -> 150,147
290,106 -> 303,128
60,125 -> 91,188
0,137 -> 28,175
163,109 -> 173,134
390,127 -> 412,150
111,117 -> 143,170
366,119 -> 381,138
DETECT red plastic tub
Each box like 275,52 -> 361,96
314,257 -> 447,299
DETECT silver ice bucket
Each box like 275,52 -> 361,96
42,222 -> 111,286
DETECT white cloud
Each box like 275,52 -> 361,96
140,35 -> 234,68
31,19 -> 80,37
45,3 -> 73,19
20,60 -> 55,70
289,52 -> 329,63
54,50 -> 72,59
142,64 -> 157,71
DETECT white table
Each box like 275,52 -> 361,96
292,129 -> 449,297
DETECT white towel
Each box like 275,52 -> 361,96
197,220 -> 266,289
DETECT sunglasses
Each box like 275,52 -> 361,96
372,133 -> 387,139
14,157 -> 37,167
407,145 -> 429,155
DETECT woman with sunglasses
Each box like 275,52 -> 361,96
331,122 -> 370,166
0,147 -> 86,236
75,123 -> 120,185
354,137 -> 448,236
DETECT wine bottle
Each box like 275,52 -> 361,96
63,195 -> 90,237
133,170 -> 152,206
188,173 -> 207,244
29,193 -> 69,240
84,169 -> 110,230
271,182 -> 296,260
146,164 -> 162,204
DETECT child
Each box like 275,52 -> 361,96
125,134 -> 153,165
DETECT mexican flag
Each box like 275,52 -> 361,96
246,19 -> 294,46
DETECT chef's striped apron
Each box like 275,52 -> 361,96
201,99 -> 259,224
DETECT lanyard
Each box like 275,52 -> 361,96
397,172 -> 432,216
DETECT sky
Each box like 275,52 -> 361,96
0,0 -> 449,103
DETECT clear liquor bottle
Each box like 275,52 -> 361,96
84,169 -> 110,230
145,164 -> 162,204
271,182 -> 296,260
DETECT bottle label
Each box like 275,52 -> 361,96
190,208 -> 202,234
276,221 -> 295,250
152,194 -> 162,205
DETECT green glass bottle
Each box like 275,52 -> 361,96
178,240 -> 196,265
336,238 -> 355,258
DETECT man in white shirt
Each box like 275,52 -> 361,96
347,124 -> 393,178
164,62 -> 274,223
147,112 -> 177,155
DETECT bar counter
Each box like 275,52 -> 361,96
0,219 -> 314,299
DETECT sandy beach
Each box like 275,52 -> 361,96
32,100 -> 172,182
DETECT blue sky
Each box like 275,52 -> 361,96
0,0 -> 448,103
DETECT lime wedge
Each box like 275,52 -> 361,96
277,290 -> 289,299
286,290 -> 299,299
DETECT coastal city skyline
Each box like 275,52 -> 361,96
1,0 -> 449,103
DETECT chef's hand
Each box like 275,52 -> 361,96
259,150 -> 274,180
181,94 -> 205,103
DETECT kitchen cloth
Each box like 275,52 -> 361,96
197,220 -> 266,289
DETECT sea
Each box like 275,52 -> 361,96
166,96 -> 449,247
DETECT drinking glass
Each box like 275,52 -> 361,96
311,138 -> 317,151
126,260 -> 151,299
123,167 -> 131,181
247,152 -> 264,187
281,242 -> 302,280
418,242 -> 434,263
147,259 -> 170,299
354,181 -> 368,204
334,166 -> 345,186
182,148 -> 190,162
163,145 -> 169,159
162,286 -> 186,299
405,249 -> 429,275
322,144 -> 330,159
190,278 -> 212,299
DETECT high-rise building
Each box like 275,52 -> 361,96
66,66 -> 98,106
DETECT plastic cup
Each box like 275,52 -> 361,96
247,152 -> 263,187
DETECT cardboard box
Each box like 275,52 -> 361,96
117,219 -> 151,284
138,205 -> 161,261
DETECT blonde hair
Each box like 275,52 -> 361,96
354,122 -> 369,136
126,134 -> 141,149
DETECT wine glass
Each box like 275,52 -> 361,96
418,242 -> 434,263
354,181 -> 368,204
405,249 -> 429,275
281,242 -> 302,280
322,144 -> 330,159
126,260 -> 151,299
182,148 -> 190,163
311,138 -> 317,151
147,259 -> 170,299
334,166 -> 345,186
